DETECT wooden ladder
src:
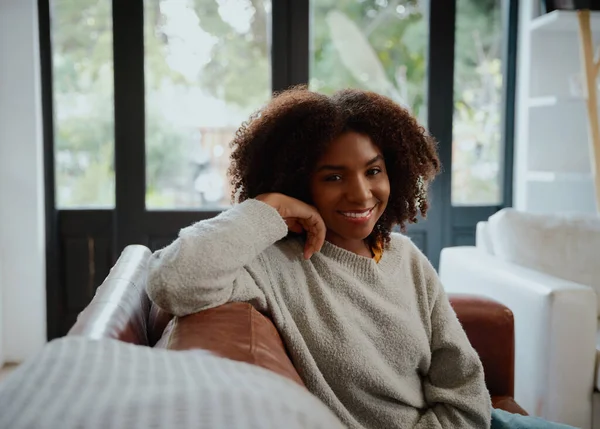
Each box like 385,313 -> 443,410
577,9 -> 600,212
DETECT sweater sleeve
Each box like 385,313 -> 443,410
146,199 -> 288,317
415,262 -> 492,429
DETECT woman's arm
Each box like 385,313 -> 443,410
416,262 -> 493,428
146,199 -> 288,316
146,194 -> 326,317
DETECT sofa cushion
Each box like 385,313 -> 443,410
156,302 -> 305,386
476,221 -> 495,255
487,208 -> 600,315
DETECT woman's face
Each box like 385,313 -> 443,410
310,131 -> 390,248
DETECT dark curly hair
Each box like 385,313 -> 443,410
228,87 -> 440,248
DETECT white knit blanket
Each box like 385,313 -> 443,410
0,337 -> 345,429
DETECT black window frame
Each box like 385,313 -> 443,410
39,0 -> 518,340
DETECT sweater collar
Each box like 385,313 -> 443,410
319,240 -> 389,281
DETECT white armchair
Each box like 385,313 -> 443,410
440,209 -> 600,429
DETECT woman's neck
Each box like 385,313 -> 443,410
325,233 -> 373,258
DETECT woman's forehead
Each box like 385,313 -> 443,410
317,131 -> 382,164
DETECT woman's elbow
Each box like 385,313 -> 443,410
145,267 -> 229,317
145,272 -> 183,316
145,256 -> 193,316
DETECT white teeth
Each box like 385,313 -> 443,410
341,209 -> 371,218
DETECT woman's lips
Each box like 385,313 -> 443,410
337,205 -> 376,223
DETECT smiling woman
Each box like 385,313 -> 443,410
41,0 -> 517,349
309,132 -> 390,257
228,87 -> 440,253
146,87 -> 494,428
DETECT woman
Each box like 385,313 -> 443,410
146,88 -> 568,429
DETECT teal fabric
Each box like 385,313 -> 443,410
491,409 -> 578,429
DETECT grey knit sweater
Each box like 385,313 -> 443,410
147,199 -> 492,429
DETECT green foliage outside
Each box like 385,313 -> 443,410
51,0 -> 502,208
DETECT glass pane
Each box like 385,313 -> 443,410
51,0 -> 115,208
452,0 -> 503,206
310,0 -> 427,123
144,0 -> 272,210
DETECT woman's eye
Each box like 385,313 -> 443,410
325,174 -> 342,182
367,168 -> 382,176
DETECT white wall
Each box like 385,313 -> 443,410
0,0 -> 47,363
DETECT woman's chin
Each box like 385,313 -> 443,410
332,225 -> 376,242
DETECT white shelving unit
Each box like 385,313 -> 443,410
515,4 -> 600,214
529,8 -> 600,32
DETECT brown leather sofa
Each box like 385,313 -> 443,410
68,245 -> 527,416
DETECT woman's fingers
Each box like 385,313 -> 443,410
285,214 -> 325,258
300,213 -> 326,259
257,193 -> 325,259
285,219 -> 304,234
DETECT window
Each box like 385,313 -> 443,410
144,0 -> 272,209
51,0 -> 115,208
310,0 -> 427,123
44,0 -> 518,339
451,0 -> 503,205
50,0 -> 510,210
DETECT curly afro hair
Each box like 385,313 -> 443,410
228,87 -> 440,248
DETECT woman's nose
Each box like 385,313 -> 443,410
346,176 -> 371,203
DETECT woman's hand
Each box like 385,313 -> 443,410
256,193 -> 326,260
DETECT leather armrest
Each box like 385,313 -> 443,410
68,245 -> 152,345
156,302 -> 305,386
449,294 -> 515,399
160,299 -> 521,411
491,396 -> 528,416
148,302 -> 174,347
